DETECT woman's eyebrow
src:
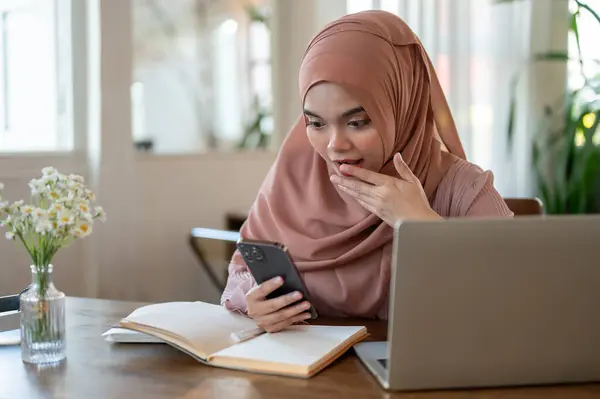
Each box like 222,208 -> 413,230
303,109 -> 321,118
303,106 -> 365,119
341,106 -> 365,117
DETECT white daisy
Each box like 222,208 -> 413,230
42,167 -> 57,177
33,208 -> 48,219
93,206 -> 107,222
35,219 -> 53,234
22,205 -> 35,216
57,210 -> 74,226
72,221 -> 92,237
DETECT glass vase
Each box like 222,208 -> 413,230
19,264 -> 66,364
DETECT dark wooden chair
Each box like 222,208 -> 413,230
503,197 -> 544,216
189,227 -> 240,292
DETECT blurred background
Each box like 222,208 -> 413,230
1,0 -> 598,304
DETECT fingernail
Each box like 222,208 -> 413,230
302,301 -> 310,309
303,313 -> 312,319
274,276 -> 283,284
291,291 -> 302,299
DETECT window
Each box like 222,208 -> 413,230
347,0 -> 375,14
249,20 -> 271,115
131,0 -> 207,154
131,0 -> 273,153
242,7 -> 273,149
211,19 -> 242,145
0,0 -> 72,153
347,0 -> 400,14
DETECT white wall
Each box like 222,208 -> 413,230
129,153 -> 275,303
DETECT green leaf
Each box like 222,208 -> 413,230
537,169 -> 554,213
582,149 -> 600,212
533,51 -> 570,62
571,10 -> 582,62
532,142 -> 554,212
554,137 -> 569,207
532,140 -> 540,165
505,71 -> 523,149
245,4 -> 269,25
566,147 -> 585,213
577,1 -> 600,29
506,94 -> 517,149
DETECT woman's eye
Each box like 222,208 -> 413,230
348,119 -> 371,128
306,120 -> 325,129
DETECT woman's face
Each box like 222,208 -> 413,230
303,83 -> 384,177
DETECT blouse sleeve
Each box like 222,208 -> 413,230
220,252 -> 257,314
465,174 -> 514,217
434,159 -> 514,218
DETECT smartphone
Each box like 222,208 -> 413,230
236,239 -> 318,319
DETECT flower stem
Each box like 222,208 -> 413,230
16,231 -> 36,265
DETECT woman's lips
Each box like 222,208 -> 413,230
332,159 -> 363,177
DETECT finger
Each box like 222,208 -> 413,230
336,184 -> 379,207
255,290 -> 303,315
263,312 -> 313,333
393,153 -> 415,182
258,304 -> 310,331
332,175 -> 377,197
338,164 -> 388,186
259,300 -> 311,326
246,276 -> 283,302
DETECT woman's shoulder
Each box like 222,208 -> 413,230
444,157 -> 493,187
432,157 -> 511,217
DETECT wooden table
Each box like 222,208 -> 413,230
2,298 -> 600,398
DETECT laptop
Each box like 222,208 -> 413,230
354,215 -> 600,391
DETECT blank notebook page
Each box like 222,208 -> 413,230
123,301 -> 257,356
210,325 -> 364,366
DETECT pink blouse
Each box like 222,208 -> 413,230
221,158 -> 514,314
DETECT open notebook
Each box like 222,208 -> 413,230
103,301 -> 368,378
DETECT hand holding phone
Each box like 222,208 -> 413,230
245,276 -> 313,333
236,240 -> 318,333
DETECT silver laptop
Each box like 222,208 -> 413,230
354,215 -> 600,391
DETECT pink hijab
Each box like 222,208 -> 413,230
229,10 -> 466,318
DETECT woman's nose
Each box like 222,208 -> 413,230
328,130 -> 352,152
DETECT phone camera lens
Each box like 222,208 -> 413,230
239,246 -> 254,262
251,247 -> 264,261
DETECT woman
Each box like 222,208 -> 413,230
221,10 -> 513,332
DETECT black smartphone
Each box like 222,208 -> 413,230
236,239 -> 318,319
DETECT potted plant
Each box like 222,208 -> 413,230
498,0 -> 600,214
